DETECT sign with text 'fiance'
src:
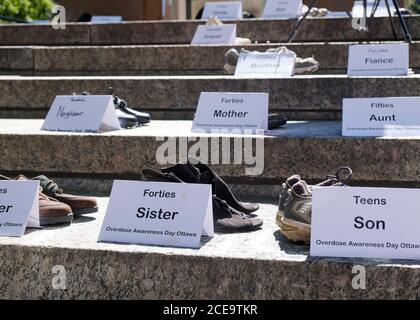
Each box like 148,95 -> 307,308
343,97 -> 420,137
262,0 -> 303,19
201,1 -> 242,20
311,186 -> 420,261
347,43 -> 409,76
99,180 -> 213,248
192,92 -> 269,133
0,180 -> 40,237
42,95 -> 121,133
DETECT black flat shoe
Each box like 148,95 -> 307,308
268,113 -> 287,130
110,87 -> 151,125
162,160 -> 260,215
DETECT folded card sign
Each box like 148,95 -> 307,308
262,0 -> 303,19
201,1 -> 242,20
234,52 -> 296,77
191,24 -> 236,45
42,95 -> 121,133
348,43 -> 409,76
99,180 -> 214,249
192,92 -> 269,133
0,180 -> 40,237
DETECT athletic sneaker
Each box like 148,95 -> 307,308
277,167 -> 353,244
223,46 -> 318,75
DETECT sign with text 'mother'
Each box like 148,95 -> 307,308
192,92 -> 269,133
99,180 -> 214,249
311,186 -> 420,260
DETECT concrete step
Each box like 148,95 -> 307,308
0,75 -> 419,120
2,42 -> 420,75
0,16 -> 419,46
0,196 -> 419,299
0,120 -> 419,196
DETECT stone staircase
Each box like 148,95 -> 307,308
1,16 -> 420,299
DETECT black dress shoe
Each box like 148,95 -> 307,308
161,160 -> 260,215
268,113 -> 287,130
109,87 -> 151,125
142,168 -> 263,233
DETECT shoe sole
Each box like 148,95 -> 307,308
40,213 -> 73,226
119,118 -> 138,128
73,206 -> 98,218
278,215 -> 311,244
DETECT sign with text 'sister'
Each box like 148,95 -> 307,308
311,187 -> 420,260
192,92 -> 269,133
191,24 -> 236,45
348,43 -> 409,76
235,52 -> 296,77
99,181 -> 214,249
42,95 -> 121,133
343,97 -> 420,137
201,1 -> 242,20
0,180 -> 40,237
262,0 -> 303,19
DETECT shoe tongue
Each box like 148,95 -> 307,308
286,175 -> 301,188
293,181 -> 311,196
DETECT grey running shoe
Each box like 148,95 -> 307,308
278,180 -> 312,244
276,175 -> 301,226
294,57 -> 319,74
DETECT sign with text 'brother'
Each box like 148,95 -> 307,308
201,1 -> 242,20
42,95 -> 121,133
234,52 -> 295,77
98,181 -> 214,249
311,186 -> 420,260
192,92 -> 269,133
343,97 -> 420,137
0,180 -> 40,237
347,43 -> 409,76
262,0 -> 303,19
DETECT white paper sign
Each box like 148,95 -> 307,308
0,180 -> 40,237
343,97 -> 420,137
352,0 -> 390,18
91,16 -> 123,23
262,0 -> 302,19
235,52 -> 296,77
191,24 -> 236,45
99,180 -> 214,249
348,43 -> 409,76
311,187 -> 420,260
192,92 -> 268,133
42,95 -> 121,133
201,1 -> 242,20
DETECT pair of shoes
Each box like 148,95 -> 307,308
206,17 -> 252,45
0,174 -> 98,226
224,47 -> 319,75
73,89 -> 151,129
268,113 -> 288,130
142,159 -> 263,233
276,167 -> 353,244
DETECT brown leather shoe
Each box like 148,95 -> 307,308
0,175 -> 73,226
31,175 -> 98,217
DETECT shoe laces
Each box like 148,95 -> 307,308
326,167 -> 353,186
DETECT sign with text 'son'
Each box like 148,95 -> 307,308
343,97 -> 420,137
98,180 -> 214,249
311,186 -> 420,260
262,0 -> 303,19
201,1 -> 242,20
192,92 -> 269,133
42,95 -> 121,133
347,43 -> 409,76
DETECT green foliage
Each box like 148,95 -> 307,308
409,0 -> 420,13
0,0 -> 55,21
